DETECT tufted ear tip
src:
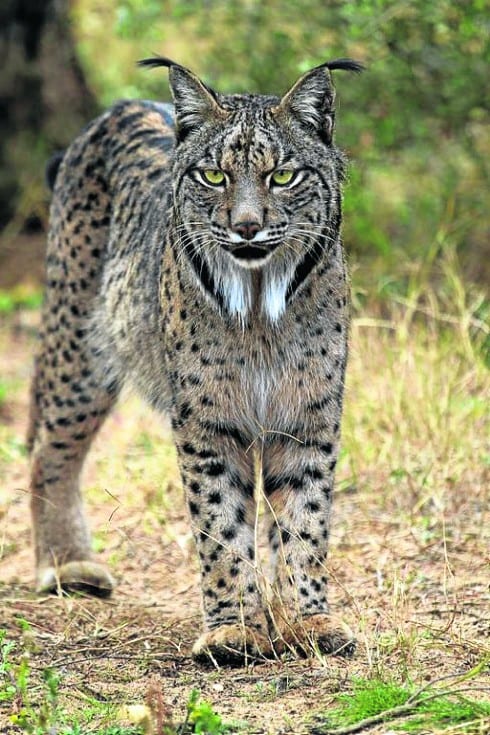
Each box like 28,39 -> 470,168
138,56 -> 227,143
274,58 -> 364,145
326,58 -> 365,74
137,56 -> 179,70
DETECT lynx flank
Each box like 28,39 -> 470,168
28,57 -> 363,665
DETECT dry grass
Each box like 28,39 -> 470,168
0,284 -> 489,733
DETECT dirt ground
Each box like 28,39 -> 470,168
0,300 -> 489,733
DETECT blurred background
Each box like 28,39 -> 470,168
0,0 -> 488,320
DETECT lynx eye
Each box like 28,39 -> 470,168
202,169 -> 226,186
271,169 -> 295,187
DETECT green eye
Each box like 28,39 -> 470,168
271,169 -> 295,186
202,169 -> 225,186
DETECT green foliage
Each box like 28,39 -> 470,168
0,628 -> 142,734
0,432 -> 27,460
0,380 -> 8,409
185,689 -> 228,734
317,674 -> 490,734
0,629 -> 17,703
0,287 -> 43,314
327,677 -> 411,728
404,695 -> 490,733
1,630 -> 232,735
73,0 -> 489,285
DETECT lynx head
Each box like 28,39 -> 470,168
139,57 -> 363,322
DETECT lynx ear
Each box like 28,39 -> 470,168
138,56 -> 227,142
275,59 -> 364,145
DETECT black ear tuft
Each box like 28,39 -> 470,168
139,55 -> 227,142
325,58 -> 365,74
274,58 -> 364,145
137,56 -> 179,70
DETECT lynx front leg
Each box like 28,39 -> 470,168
174,426 -> 271,665
263,438 -> 355,658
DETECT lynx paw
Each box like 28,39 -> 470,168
274,613 -> 356,658
192,624 -> 273,666
36,561 -> 115,598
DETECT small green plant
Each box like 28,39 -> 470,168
0,628 -> 142,735
1,626 -> 61,733
0,287 -> 43,314
327,677 -> 409,729
183,689 -> 228,734
0,629 -> 16,703
314,664 -> 490,734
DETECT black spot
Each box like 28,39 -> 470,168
304,467 -> 324,480
196,448 -> 217,459
200,420 -> 249,447
235,505 -> 246,524
205,461 -> 225,477
306,501 -> 320,512
56,417 -> 71,427
308,395 -> 330,411
280,528 -> 291,544
179,402 -> 192,421
264,474 -> 304,494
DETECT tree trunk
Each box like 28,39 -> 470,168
0,0 -> 97,233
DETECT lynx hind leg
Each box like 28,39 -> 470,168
29,124 -> 118,596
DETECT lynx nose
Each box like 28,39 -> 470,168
232,220 -> 261,241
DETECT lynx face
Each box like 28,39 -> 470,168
160,66 -> 350,323
176,113 -> 343,273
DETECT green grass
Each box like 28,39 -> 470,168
1,627 -> 129,734
1,626 -> 235,734
314,669 -> 490,734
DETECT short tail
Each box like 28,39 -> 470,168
45,151 -> 65,191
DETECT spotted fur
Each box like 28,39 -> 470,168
28,58 -> 362,664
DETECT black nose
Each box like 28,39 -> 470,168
232,220 -> 261,241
